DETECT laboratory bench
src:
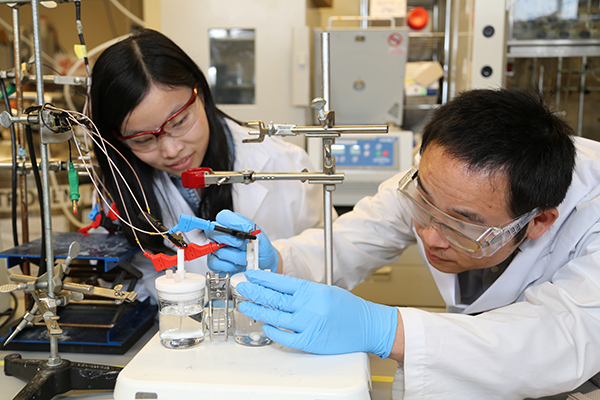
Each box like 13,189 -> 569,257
0,233 -> 400,399
0,321 -> 159,400
0,304 -> 398,400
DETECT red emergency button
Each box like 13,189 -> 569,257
407,7 -> 429,30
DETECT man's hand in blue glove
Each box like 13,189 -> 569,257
237,269 -> 399,359
205,210 -> 279,275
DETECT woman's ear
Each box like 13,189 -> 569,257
526,208 -> 559,240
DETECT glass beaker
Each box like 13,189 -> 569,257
230,273 -> 272,346
155,271 -> 206,349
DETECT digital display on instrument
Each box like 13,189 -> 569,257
331,137 -> 398,168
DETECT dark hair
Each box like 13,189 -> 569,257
420,88 -> 576,223
91,28 -> 234,253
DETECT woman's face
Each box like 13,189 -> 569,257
119,84 -> 210,177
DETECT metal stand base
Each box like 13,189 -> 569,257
4,353 -> 122,400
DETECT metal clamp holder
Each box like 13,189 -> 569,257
0,241 -> 138,364
238,97 -> 388,285
205,272 -> 231,340
0,105 -> 75,144
182,167 -> 345,189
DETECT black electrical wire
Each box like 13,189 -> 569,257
0,79 -> 19,248
24,124 -> 46,276
75,1 -> 91,73
42,62 -> 64,76
75,0 -> 93,113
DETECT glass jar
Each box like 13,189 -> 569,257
155,271 -> 206,349
230,273 -> 272,346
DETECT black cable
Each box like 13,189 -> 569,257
75,1 -> 90,73
42,62 -> 64,76
75,1 -> 93,113
25,124 -> 46,276
0,79 -> 19,248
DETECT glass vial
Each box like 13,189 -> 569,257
155,271 -> 206,349
230,273 -> 272,346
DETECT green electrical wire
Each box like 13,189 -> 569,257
0,83 -> 16,99
68,161 -> 80,214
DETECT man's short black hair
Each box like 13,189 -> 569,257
420,88 -> 576,219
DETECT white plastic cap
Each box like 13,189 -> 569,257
230,272 -> 249,298
229,272 -> 248,289
155,272 -> 206,301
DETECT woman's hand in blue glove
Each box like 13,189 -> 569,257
205,210 -> 279,275
237,270 -> 399,359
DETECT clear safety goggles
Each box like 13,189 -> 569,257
397,166 -> 539,258
115,88 -> 200,152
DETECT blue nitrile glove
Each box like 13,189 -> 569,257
237,269 -> 399,358
205,210 -> 279,274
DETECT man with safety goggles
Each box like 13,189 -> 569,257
397,164 -> 541,260
206,88 -> 600,399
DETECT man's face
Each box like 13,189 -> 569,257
415,144 -> 523,273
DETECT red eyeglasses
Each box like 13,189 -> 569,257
115,88 -> 200,152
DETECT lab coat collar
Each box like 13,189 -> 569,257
465,144 -> 600,314
462,239 -> 548,314
420,232 -> 551,314
420,138 -> 600,314
416,240 -> 464,312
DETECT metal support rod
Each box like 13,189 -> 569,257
432,1 -> 440,62
538,64 -> 544,95
360,0 -> 369,29
324,187 -> 334,286
555,57 -> 563,111
0,160 -> 93,172
321,32 -> 330,117
31,0 -> 60,366
294,125 -> 388,135
531,57 -> 538,88
320,31 -> 334,286
12,4 -> 30,278
577,55 -> 586,137
442,0 -> 452,103
32,0 -> 44,104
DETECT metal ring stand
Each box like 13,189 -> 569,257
1,2 -> 136,399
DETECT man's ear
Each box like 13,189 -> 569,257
526,208 -> 559,240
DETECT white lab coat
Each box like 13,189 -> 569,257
131,119 -> 325,302
274,136 -> 600,399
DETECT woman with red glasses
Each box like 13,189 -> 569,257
90,29 -> 325,303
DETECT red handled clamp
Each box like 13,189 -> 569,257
144,242 -> 226,272
182,167 -> 212,189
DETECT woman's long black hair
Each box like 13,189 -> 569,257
91,28 -> 234,253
